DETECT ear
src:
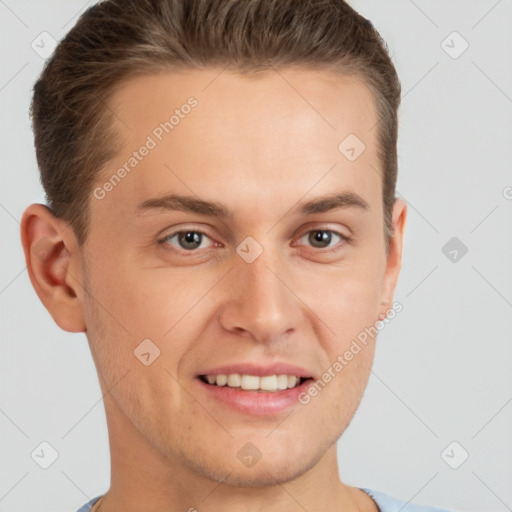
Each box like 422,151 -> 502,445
379,198 -> 407,316
20,203 -> 86,333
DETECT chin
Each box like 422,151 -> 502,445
178,440 -> 325,488
221,467 -> 311,488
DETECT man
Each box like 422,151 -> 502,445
20,0 -> 452,510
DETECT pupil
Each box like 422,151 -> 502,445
310,230 -> 330,248
180,231 -> 201,250
310,231 -> 331,245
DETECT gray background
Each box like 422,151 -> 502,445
1,1 -> 511,511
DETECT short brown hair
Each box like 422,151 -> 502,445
31,0 -> 401,250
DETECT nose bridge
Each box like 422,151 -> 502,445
220,242 -> 300,341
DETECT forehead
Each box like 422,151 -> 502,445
95,67 -> 381,219
109,66 -> 378,143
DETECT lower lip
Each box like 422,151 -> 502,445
196,377 -> 313,415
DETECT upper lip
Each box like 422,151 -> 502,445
197,362 -> 313,379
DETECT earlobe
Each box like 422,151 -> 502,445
20,204 -> 86,333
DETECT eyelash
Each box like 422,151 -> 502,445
157,227 -> 350,255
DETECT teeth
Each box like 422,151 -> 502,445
216,374 -> 227,386
204,373 -> 305,391
287,375 -> 297,388
227,373 -> 241,387
276,375 -> 288,390
241,374 -> 260,390
260,375 -> 277,391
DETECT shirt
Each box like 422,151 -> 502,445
76,488 -> 453,511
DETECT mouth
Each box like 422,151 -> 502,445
198,373 -> 313,392
195,366 -> 315,415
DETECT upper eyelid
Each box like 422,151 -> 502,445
296,228 -> 348,239
293,229 -> 348,249
158,226 -> 218,244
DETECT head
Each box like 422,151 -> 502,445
22,0 -> 406,489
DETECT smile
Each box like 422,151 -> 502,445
199,373 -> 310,392
195,362 -> 315,414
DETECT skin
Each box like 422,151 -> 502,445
21,67 -> 406,512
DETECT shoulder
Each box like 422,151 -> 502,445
75,495 -> 103,512
360,488 -> 454,512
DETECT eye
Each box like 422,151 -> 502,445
297,229 -> 349,250
157,227 -> 349,255
159,230 -> 217,252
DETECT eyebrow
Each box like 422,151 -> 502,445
135,191 -> 370,218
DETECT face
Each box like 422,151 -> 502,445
40,68 -> 406,487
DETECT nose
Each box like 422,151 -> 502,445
218,245 -> 303,345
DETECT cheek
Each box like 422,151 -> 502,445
305,258 -> 384,329
81,272 -> 186,433
81,259 -> 212,404
83,255 -> 198,340
297,257 -> 383,400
